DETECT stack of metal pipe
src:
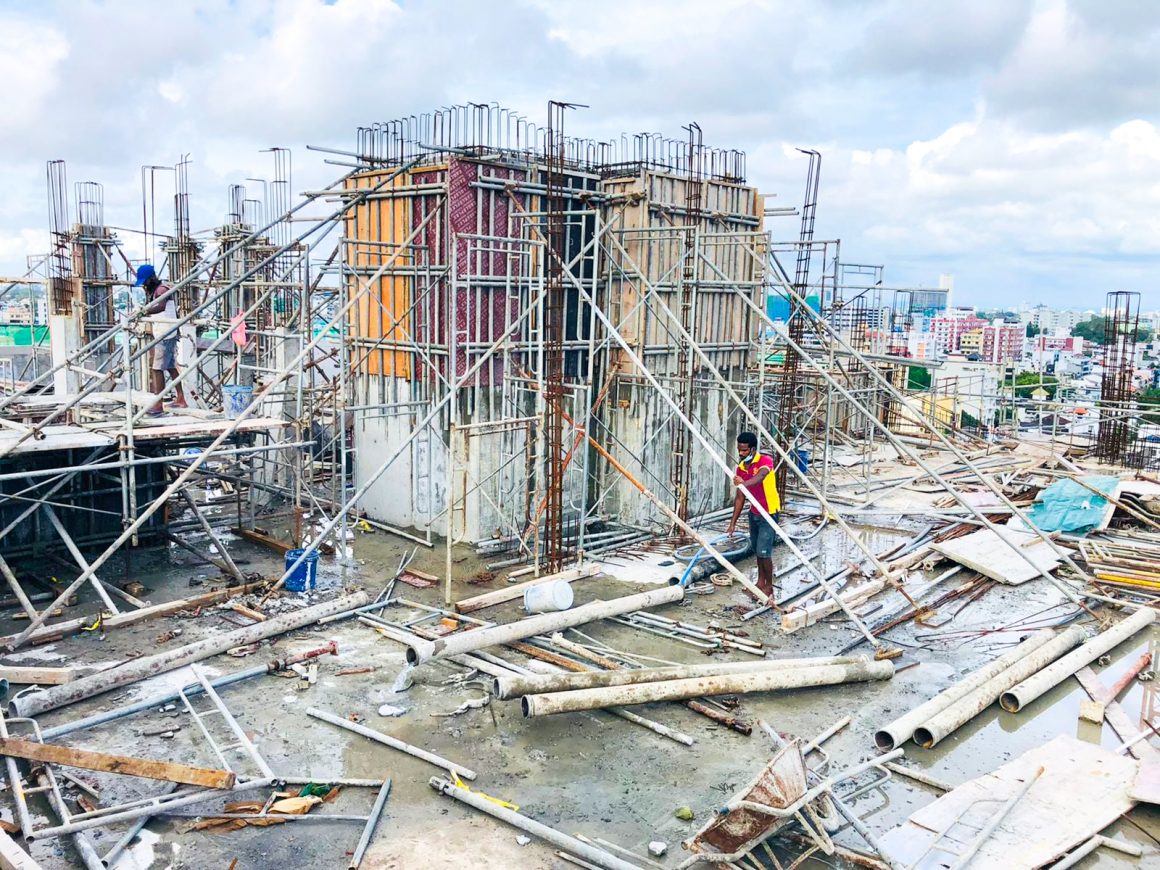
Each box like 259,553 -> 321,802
492,655 -> 895,718
874,608 -> 1155,750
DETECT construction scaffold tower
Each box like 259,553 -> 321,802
0,102 -> 1111,649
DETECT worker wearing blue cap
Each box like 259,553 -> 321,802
136,264 -> 188,416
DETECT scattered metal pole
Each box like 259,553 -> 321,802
523,660 -> 894,717
349,778 -> 391,870
1000,608 -> 1156,713
1051,834 -> 1142,869
306,708 -> 477,781
0,708 -> 33,838
404,586 -> 684,665
10,593 -> 364,717
428,776 -> 641,870
947,767 -> 1044,869
32,767 -> 103,870
100,783 -> 180,867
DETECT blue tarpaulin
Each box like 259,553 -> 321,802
1025,475 -> 1120,534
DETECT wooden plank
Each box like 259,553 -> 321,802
0,737 -> 236,789
0,418 -> 288,456
0,666 -> 74,685
0,580 -> 267,647
0,829 -> 43,870
455,565 -> 600,614
1075,666 -> 1160,763
230,604 -> 267,623
781,580 -> 885,633
232,527 -> 292,554
930,528 -> 1062,585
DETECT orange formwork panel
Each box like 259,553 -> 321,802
344,169 -> 429,379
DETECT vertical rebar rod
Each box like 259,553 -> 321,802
543,101 -> 571,572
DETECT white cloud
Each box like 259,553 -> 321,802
0,0 -> 1158,307
0,20 -> 69,147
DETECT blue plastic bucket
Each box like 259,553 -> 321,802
284,548 -> 319,592
222,384 -> 253,420
793,447 -> 810,474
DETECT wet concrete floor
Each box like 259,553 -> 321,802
1,522 -> 1158,869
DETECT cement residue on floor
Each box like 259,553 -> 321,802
1,525 -> 1157,868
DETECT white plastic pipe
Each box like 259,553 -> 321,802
494,655 -> 866,700
873,626 -> 1076,750
912,625 -> 1086,748
1000,608 -> 1156,713
405,586 -> 684,665
523,659 -> 894,717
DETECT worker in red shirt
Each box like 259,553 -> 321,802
726,431 -> 781,602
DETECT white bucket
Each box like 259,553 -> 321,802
523,580 -> 574,614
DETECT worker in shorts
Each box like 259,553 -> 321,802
725,431 -> 781,603
137,264 -> 187,417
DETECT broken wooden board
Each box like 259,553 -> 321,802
0,666 -> 75,685
878,734 -> 1137,870
397,571 -> 436,589
781,580 -> 885,633
0,580 -> 267,648
1075,666 -> 1160,764
0,736 -> 236,789
929,527 -> 1062,585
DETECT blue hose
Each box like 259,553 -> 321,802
673,532 -> 750,587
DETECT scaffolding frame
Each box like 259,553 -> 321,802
1,102 -> 1113,655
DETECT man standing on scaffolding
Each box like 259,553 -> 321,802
726,431 -> 780,602
137,264 -> 188,417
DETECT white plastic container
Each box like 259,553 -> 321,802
523,580 -> 574,614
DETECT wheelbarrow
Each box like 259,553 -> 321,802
676,739 -> 905,868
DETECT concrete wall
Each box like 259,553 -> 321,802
601,374 -> 745,528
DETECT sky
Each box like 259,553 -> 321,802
1,0 -> 1158,310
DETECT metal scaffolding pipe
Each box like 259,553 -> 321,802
27,779 -> 274,841
405,585 -> 684,665
524,214 -> 878,642
10,593 -> 365,718
349,778 -> 391,870
754,263 -> 1101,605
523,659 -> 894,717
873,627 -> 1066,750
100,783 -> 180,867
428,776 -> 640,870
495,655 -> 865,700
999,608 -> 1156,713
911,625 -> 1086,748
306,707 -> 477,781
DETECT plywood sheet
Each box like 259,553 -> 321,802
0,418 -> 288,455
880,735 -> 1137,869
930,527 -> 1062,585
1130,761 -> 1160,805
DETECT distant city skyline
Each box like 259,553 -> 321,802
2,1 -> 1159,309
